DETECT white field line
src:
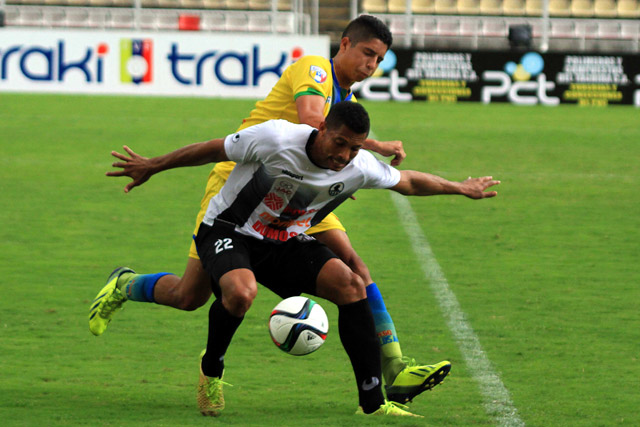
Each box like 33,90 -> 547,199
389,191 -> 524,427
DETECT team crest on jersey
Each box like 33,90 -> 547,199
232,133 -> 240,142
328,182 -> 344,196
309,66 -> 327,84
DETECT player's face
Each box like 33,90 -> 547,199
313,124 -> 366,171
341,37 -> 388,83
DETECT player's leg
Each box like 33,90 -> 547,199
88,170 -> 225,335
268,237 -> 418,417
314,258 -> 420,417
194,221 -> 255,416
308,219 -> 406,382
309,215 -> 451,404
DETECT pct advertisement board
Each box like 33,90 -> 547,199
0,28 -> 329,97
353,48 -> 640,107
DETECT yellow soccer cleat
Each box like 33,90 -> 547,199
385,358 -> 451,404
89,267 -> 134,336
197,350 -> 230,417
356,400 -> 423,417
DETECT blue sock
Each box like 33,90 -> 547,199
124,273 -> 172,303
366,282 -> 405,382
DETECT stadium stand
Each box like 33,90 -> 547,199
479,0 -> 503,15
458,0 -> 481,14
549,0 -> 571,16
503,0 -> 526,15
413,0 -> 435,13
570,0 -> 594,16
435,0 -> 457,14
617,0 -> 640,17
362,0 -> 388,13
387,0 -> 407,12
1,0 -> 638,52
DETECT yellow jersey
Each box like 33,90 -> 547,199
213,55 -> 356,179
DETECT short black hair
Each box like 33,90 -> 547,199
342,15 -> 393,49
325,102 -> 370,137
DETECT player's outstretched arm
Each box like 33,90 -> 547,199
106,139 -> 228,193
363,138 -> 406,166
391,170 -> 500,199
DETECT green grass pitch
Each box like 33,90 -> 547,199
1,93 -> 638,426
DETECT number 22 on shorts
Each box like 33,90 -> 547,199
214,238 -> 233,254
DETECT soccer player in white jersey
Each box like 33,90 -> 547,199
105,102 -> 500,417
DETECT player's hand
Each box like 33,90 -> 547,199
368,139 -> 407,166
106,145 -> 154,193
461,176 -> 500,199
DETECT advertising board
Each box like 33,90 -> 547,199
0,28 -> 329,98
353,48 -> 640,107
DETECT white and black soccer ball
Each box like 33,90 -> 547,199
269,296 -> 329,356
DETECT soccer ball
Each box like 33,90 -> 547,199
269,296 -> 329,356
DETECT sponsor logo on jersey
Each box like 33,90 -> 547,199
264,193 -> 284,210
328,182 -> 344,196
309,65 -> 327,84
274,180 -> 294,196
232,133 -> 240,142
281,169 -> 304,180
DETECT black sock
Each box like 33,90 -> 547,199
338,298 -> 384,414
201,299 -> 244,378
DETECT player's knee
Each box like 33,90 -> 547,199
223,284 -> 257,316
343,253 -> 372,284
330,269 -> 366,304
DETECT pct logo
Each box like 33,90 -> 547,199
309,65 -> 327,84
352,50 -> 411,101
120,39 -> 153,84
482,52 -> 559,105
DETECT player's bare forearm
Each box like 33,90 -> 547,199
363,138 -> 406,166
392,170 -> 500,199
106,139 -> 227,193
147,139 -> 228,172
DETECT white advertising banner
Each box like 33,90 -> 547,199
0,28 -> 330,97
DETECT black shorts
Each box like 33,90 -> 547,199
194,221 -> 337,299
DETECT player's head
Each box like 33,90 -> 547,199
325,101 -> 370,136
334,15 -> 392,87
342,15 -> 393,49
313,102 -> 370,171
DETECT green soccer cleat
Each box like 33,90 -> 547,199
385,358 -> 451,404
197,350 -> 230,417
356,400 -> 423,417
89,267 -> 135,336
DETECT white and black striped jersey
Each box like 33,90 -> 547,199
202,120 -> 401,243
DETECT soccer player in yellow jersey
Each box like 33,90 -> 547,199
91,15 -> 451,406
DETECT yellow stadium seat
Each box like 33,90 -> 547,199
549,0 -> 571,16
458,0 -> 481,14
616,0 -> 639,17
503,0 -> 525,15
225,0 -> 249,9
571,0 -> 594,16
277,0 -> 292,10
202,0 -> 225,8
362,0 -> 387,13
435,0 -> 458,13
593,0 -> 618,18
388,0 -> 407,13
413,0 -> 436,13
480,0 -> 503,15
525,0 -> 542,15
248,0 -> 269,10
181,0 -> 205,8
